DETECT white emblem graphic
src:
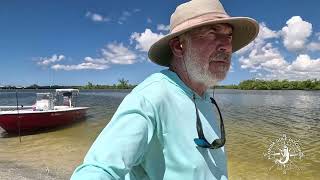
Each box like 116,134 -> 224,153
264,134 -> 304,174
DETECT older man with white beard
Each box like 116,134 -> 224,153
71,0 -> 259,180
169,23 -> 233,96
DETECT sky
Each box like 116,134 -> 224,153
1,0 -> 320,86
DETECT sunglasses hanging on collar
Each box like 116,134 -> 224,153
193,91 -> 226,149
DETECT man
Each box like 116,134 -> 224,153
71,0 -> 259,179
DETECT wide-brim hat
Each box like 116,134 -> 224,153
148,0 -> 259,67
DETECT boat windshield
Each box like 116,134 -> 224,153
36,93 -> 51,101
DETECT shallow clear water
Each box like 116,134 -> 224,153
0,89 -> 319,179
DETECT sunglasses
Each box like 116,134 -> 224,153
193,94 -> 226,149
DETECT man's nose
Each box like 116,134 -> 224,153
217,36 -> 232,53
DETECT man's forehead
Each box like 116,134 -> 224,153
191,23 -> 233,33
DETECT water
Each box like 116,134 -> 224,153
0,89 -> 319,179
219,90 -> 320,179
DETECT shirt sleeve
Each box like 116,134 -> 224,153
71,93 -> 156,180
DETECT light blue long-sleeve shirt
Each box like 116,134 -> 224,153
71,69 -> 228,180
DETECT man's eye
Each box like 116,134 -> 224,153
207,30 -> 217,35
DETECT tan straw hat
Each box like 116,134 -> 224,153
148,0 -> 259,67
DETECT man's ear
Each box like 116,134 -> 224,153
169,37 -> 183,58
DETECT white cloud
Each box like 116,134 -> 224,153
281,16 -> 312,51
37,54 -> 65,66
50,43 -> 138,71
130,29 -> 164,52
237,20 -> 320,80
289,54 -> 320,72
51,57 -> 109,71
101,42 -> 137,64
86,11 -> 110,22
117,9 -> 141,24
307,42 -> 320,51
157,24 -> 170,31
229,63 -> 234,72
84,57 -> 106,64
118,11 -> 131,24
236,23 -> 279,55
119,11 -> 130,21
262,68 -> 320,81
239,43 -> 288,72
239,44 -> 320,80
316,32 -> 320,40
51,63 -> 109,71
259,22 -> 280,39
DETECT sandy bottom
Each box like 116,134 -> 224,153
0,161 -> 67,180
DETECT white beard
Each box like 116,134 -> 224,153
184,46 -> 218,88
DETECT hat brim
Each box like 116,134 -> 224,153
148,17 -> 259,67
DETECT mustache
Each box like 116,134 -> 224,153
210,52 -> 232,62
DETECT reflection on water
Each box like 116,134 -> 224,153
215,90 -> 320,179
0,89 -> 319,179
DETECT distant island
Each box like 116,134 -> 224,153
1,78 -> 320,90
0,78 -> 136,90
216,79 -> 320,90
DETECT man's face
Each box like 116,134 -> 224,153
182,23 -> 233,87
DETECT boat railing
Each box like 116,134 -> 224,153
0,106 -> 33,111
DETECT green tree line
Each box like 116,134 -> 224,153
234,79 -> 320,90
81,78 -> 136,90
2,79 -> 320,90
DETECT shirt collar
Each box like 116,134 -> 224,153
160,69 -> 212,101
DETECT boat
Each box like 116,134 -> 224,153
0,89 -> 89,134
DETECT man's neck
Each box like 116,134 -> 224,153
169,67 -> 207,97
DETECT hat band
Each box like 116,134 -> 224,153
171,12 -> 230,34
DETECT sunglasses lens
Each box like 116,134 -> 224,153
194,138 -> 210,147
211,141 -> 224,149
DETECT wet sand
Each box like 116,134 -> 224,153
0,161 -> 64,180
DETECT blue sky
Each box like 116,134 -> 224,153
1,0 -> 320,86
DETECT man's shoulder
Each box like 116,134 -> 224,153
131,71 -> 171,95
126,69 -> 185,105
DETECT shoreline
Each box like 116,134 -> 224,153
0,88 -> 319,91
